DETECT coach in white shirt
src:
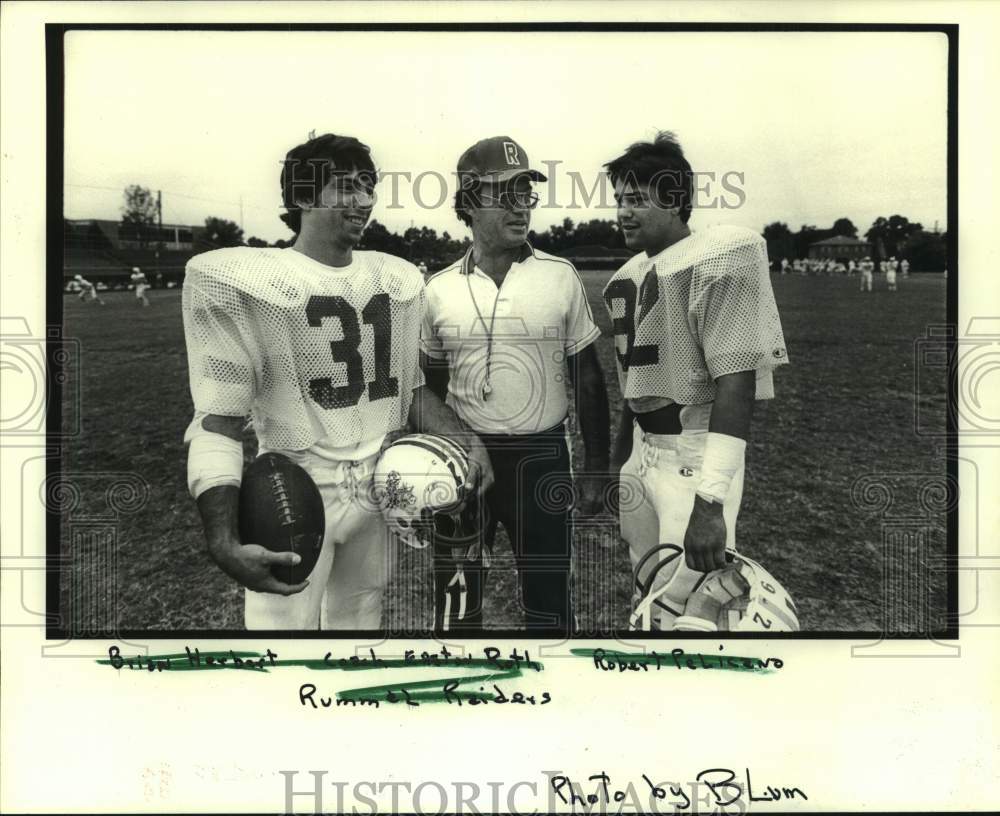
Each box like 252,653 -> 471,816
422,136 -> 610,635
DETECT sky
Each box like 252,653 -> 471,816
63,29 -> 949,243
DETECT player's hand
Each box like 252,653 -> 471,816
208,538 -> 310,596
575,469 -> 613,519
379,428 -> 409,456
683,495 -> 728,573
463,437 -> 495,498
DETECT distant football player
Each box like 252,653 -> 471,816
131,266 -> 150,307
859,256 -> 874,292
417,261 -> 429,277
900,258 -> 910,277
780,258 -> 790,275
74,274 -> 104,305
602,131 -> 789,630
886,256 -> 898,291
848,259 -> 857,276
182,132 -> 492,630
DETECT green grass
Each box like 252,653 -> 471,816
60,272 -> 948,633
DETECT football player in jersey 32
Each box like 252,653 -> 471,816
601,132 -> 790,631
182,132 -> 493,631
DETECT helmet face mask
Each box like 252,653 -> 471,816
383,505 -> 436,549
629,543 -> 686,629
432,497 -> 490,559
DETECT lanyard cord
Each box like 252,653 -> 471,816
464,249 -> 501,400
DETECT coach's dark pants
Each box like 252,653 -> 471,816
433,423 -> 574,636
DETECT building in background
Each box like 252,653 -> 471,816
807,235 -> 871,263
63,218 -> 207,288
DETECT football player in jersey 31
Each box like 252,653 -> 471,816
602,131 -> 789,631
182,132 -> 492,631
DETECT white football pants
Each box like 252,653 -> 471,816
620,423 -> 745,630
244,449 -> 394,630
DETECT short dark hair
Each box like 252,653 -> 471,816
603,131 -> 693,223
279,133 -> 376,234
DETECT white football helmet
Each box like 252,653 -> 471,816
629,545 -> 800,632
672,551 -> 800,632
372,433 -> 471,548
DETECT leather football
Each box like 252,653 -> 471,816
238,453 -> 325,585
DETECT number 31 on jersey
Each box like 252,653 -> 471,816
305,293 -> 398,410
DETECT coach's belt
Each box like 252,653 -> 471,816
635,403 -> 684,435
477,418 -> 568,443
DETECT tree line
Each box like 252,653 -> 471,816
119,184 -> 947,272
763,216 -> 947,271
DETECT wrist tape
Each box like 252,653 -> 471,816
185,417 -> 244,499
697,432 -> 746,504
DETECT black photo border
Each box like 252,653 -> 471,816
45,21 -> 960,641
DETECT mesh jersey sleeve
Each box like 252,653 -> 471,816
182,260 -> 257,417
564,264 -> 601,355
691,239 -> 788,380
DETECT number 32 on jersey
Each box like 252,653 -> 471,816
604,267 -> 660,372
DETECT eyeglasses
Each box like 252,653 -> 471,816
478,189 -> 540,211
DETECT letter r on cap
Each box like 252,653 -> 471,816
504,142 -> 520,166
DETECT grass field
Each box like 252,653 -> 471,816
60,271 -> 949,634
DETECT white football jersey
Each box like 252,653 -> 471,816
603,225 -> 788,405
183,247 -> 425,452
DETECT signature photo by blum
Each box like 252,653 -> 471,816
52,26 -> 952,638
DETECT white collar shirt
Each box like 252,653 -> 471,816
421,245 -> 600,434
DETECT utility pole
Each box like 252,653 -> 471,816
239,194 -> 245,233
156,190 -> 163,282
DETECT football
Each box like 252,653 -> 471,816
237,453 -> 326,585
